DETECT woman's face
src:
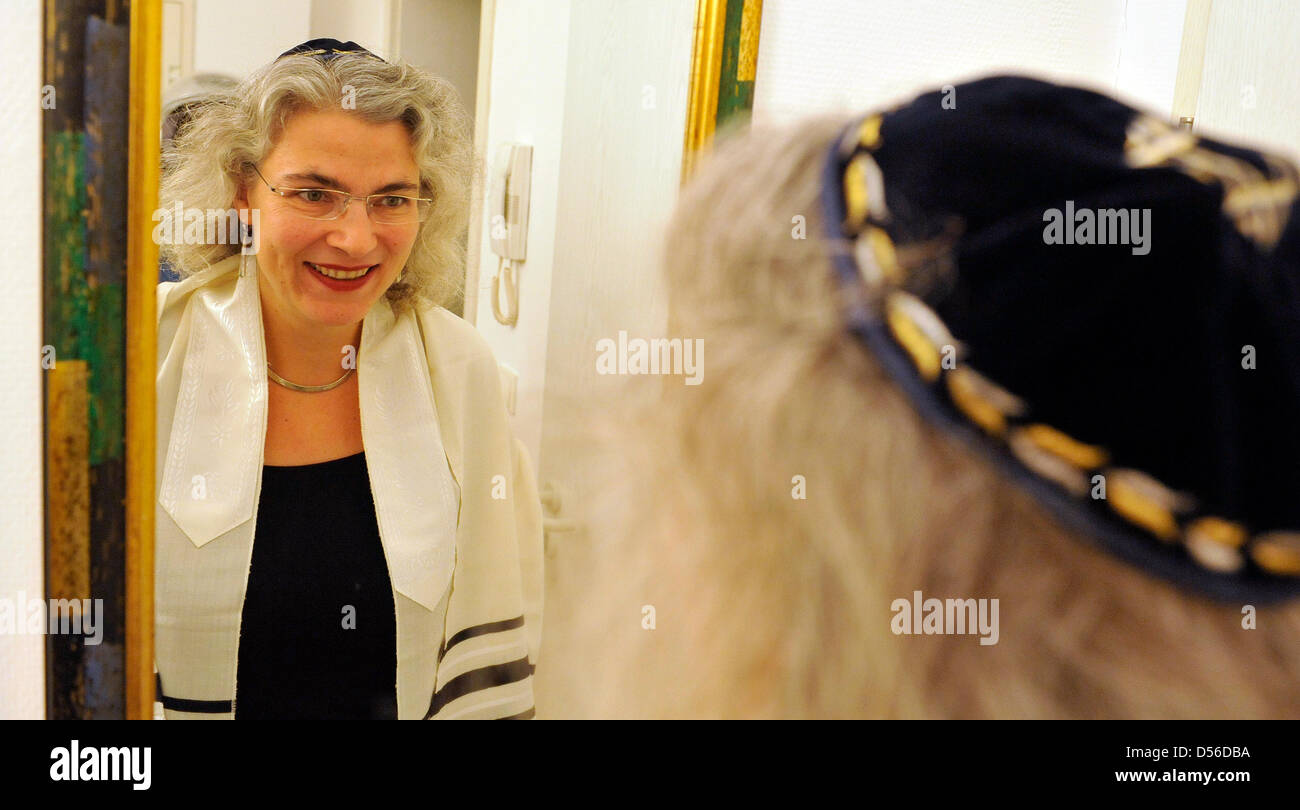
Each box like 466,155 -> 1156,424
234,108 -> 422,332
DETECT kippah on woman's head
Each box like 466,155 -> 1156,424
276,38 -> 385,63
822,75 -> 1300,602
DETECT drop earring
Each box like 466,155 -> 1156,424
238,221 -> 255,277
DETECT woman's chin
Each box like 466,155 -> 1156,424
295,296 -> 379,329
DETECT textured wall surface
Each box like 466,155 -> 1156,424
310,0 -> 392,59
0,0 -> 46,720
472,0 -> 575,468
1195,0 -> 1300,161
1114,0 -> 1187,118
193,0 -> 312,77
468,0 -> 699,717
398,0 -> 481,120
751,0 -> 1183,126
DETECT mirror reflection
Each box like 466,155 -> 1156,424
12,0 -> 1300,724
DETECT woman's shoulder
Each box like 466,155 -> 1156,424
408,303 -> 514,405
157,255 -> 242,361
412,302 -> 501,368
157,255 -> 241,324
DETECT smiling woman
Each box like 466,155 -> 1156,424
160,42 -> 472,314
153,40 -> 544,720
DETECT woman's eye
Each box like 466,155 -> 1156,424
296,189 -> 329,203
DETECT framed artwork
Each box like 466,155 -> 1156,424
125,0 -> 162,721
682,0 -> 763,182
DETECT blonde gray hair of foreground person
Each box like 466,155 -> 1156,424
563,114 -> 1300,719
158,52 -> 474,314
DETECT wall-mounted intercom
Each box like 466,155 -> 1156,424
488,143 -> 532,326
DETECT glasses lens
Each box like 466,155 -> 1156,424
368,195 -> 430,224
284,188 -> 347,219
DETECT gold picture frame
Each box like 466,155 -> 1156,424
125,0 -> 162,720
681,0 -> 763,183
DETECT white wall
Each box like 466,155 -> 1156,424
190,0 -> 401,80
311,0 -> 397,59
753,0 -> 1186,126
0,0 -> 45,720
1193,0 -> 1300,160
470,0 -> 696,719
1116,0 -> 1188,116
193,0 -> 313,77
471,0 -> 694,471
471,0 -> 573,466
399,0 -> 481,119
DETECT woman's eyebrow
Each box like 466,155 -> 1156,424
280,171 -> 419,194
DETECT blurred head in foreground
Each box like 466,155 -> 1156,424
572,76 -> 1300,718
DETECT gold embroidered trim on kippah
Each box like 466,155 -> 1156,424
875,288 -> 1299,579
1187,533 -> 1247,573
1008,428 -> 1092,496
853,232 -> 887,286
1251,533 -> 1300,576
886,297 -> 943,382
1124,114 -> 1299,251
834,114 -> 1300,581
947,366 -> 1017,436
1020,423 -> 1109,469
1105,469 -> 1190,543
858,114 -> 883,150
865,228 -> 902,284
844,155 -> 872,230
1187,516 -> 1248,549
1124,114 -> 1197,167
1223,178 -> 1299,249
843,153 -> 891,234
1186,517 -> 1249,573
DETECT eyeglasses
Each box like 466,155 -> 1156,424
249,164 -> 433,224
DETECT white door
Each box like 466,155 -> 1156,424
467,0 -> 698,717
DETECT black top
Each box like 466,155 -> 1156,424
235,451 -> 398,719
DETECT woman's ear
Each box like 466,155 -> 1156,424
232,166 -> 256,221
233,186 -> 251,223
231,180 -> 258,253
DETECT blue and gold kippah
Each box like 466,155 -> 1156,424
820,75 -> 1300,603
276,38 -> 385,63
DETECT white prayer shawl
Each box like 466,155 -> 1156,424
154,254 -> 543,719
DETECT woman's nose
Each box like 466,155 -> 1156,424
325,198 -> 380,255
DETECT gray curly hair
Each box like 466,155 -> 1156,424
159,52 -> 475,314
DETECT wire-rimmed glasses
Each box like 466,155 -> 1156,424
249,164 -> 433,224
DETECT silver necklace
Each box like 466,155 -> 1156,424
266,363 -> 354,393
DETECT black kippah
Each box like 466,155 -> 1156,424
821,75 -> 1300,603
276,38 -> 385,63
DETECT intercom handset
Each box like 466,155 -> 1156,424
490,143 -> 532,261
488,143 -> 532,326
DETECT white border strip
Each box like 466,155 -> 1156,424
0,0 -> 46,720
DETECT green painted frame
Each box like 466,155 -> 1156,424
681,0 -> 763,182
